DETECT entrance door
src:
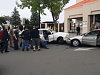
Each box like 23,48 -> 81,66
43,30 -> 54,42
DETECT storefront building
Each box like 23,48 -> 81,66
41,21 -> 64,32
64,0 -> 100,33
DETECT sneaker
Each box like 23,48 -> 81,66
38,48 -> 40,51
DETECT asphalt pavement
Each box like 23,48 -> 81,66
0,44 -> 100,75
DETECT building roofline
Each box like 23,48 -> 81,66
64,0 -> 96,10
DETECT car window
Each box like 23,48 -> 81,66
87,30 -> 100,36
43,30 -> 51,35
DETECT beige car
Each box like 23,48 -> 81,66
66,29 -> 100,47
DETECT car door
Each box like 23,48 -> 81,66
43,30 -> 54,42
97,31 -> 100,46
82,30 -> 99,46
39,30 -> 44,40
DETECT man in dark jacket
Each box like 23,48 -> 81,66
76,26 -> 80,35
31,26 -> 40,51
21,27 -> 31,51
0,27 -> 3,50
13,27 -> 19,50
1,26 -> 9,53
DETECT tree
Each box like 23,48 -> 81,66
0,17 -> 7,24
18,0 -> 46,27
22,18 -> 30,26
18,0 -> 46,14
11,7 -> 21,26
30,12 -> 40,27
18,0 -> 69,28
43,0 -> 69,29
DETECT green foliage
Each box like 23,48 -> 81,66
18,0 -> 70,25
30,12 -> 40,27
18,0 -> 46,14
18,0 -> 69,15
0,17 -> 7,24
11,7 -> 21,26
44,0 -> 70,21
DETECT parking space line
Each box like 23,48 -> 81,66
74,48 -> 95,51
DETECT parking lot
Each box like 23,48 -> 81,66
0,44 -> 100,75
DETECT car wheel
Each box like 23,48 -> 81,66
57,37 -> 64,44
71,39 -> 80,47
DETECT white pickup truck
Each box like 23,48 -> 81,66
38,29 -> 69,44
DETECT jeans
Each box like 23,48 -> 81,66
40,40 -> 48,48
22,40 -> 29,50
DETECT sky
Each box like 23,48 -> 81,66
0,0 -> 76,23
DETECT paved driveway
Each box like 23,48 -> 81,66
0,44 -> 100,75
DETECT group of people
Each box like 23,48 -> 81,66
0,25 -> 49,53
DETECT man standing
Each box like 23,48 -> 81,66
8,26 -> 14,48
1,26 -> 9,53
31,26 -> 40,51
0,26 -> 3,51
76,25 -> 80,35
0,27 -> 3,40
21,27 -> 31,51
13,27 -> 19,50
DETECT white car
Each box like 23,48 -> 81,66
66,29 -> 100,47
38,29 -> 69,44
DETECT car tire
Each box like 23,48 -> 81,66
71,39 -> 80,47
57,37 -> 64,44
